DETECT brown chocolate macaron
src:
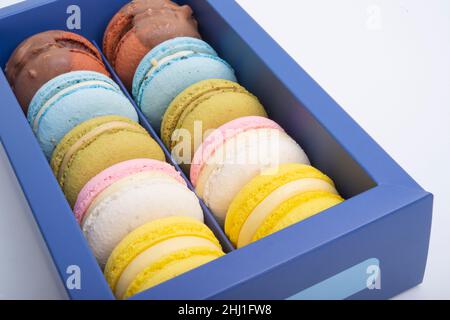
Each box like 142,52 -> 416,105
103,0 -> 201,90
5,30 -> 110,113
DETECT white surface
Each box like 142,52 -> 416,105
0,0 -> 24,7
0,0 -> 449,299
0,145 -> 67,299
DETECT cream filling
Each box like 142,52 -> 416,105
58,121 -> 136,182
81,172 -> 181,227
115,236 -> 220,299
237,178 -> 338,248
145,50 -> 195,80
33,81 -> 116,132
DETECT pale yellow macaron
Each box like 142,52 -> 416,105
104,216 -> 224,299
225,164 -> 344,248
161,79 -> 267,169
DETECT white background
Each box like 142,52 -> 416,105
0,0 -> 449,299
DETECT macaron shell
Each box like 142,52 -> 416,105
74,159 -> 185,222
225,164 -> 336,246
252,191 -> 344,243
125,247 -> 223,299
84,172 -> 180,215
115,235 -> 220,299
113,32 -> 153,90
6,30 -> 109,112
237,178 -> 338,248
103,2 -> 200,89
15,50 -> 109,113
28,72 -> 138,158
132,37 -> 217,98
105,216 -> 220,293
51,116 -> 164,207
102,1 -> 133,63
161,79 -> 267,153
191,116 -> 283,186
28,71 -> 122,123
82,175 -> 204,266
136,54 -> 237,131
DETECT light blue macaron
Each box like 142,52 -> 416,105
132,37 -> 237,132
28,71 -> 139,159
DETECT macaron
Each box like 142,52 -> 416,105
105,216 -> 224,300
161,79 -> 268,167
28,71 -> 138,159
5,30 -> 109,112
103,0 -> 201,89
132,37 -> 237,132
191,117 -> 311,225
225,164 -> 344,248
74,159 -> 204,267
51,115 -> 165,207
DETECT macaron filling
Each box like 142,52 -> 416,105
57,121 -> 138,183
127,248 -> 222,299
237,178 -> 338,248
146,50 -> 195,79
135,50 -> 196,101
115,235 -> 221,299
253,191 -> 344,242
32,80 -> 118,132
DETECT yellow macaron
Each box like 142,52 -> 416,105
225,163 -> 344,248
104,216 -> 224,300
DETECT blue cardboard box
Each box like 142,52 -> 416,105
0,0 -> 433,300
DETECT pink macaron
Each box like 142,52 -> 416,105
74,159 -> 185,223
190,116 -> 310,225
190,116 -> 283,186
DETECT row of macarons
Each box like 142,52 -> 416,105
7,33 -> 255,161
47,114 -> 224,299
46,113 -> 344,299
